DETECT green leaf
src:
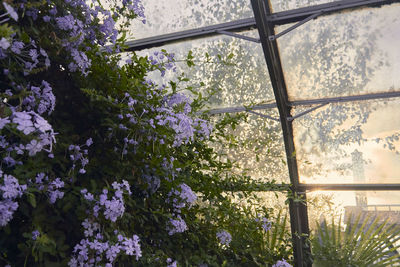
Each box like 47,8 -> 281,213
27,193 -> 37,208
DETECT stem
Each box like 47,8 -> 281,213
0,18 -> 10,24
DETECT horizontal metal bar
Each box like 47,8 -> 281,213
216,30 -> 260,43
269,11 -> 323,40
201,91 -> 400,116
299,183 -> 400,191
268,0 -> 398,25
289,91 -> 400,107
225,183 -> 400,192
202,102 -> 277,115
122,18 -> 256,51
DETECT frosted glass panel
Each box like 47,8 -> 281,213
269,0 -> 337,13
277,3 -> 400,100
308,191 -> 400,230
210,111 -> 289,183
137,31 -> 275,109
128,0 -> 253,39
293,98 -> 400,184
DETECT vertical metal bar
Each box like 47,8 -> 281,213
250,0 -> 311,266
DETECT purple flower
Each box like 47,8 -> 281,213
0,38 -> 10,50
34,115 -> 52,132
122,235 -> 141,260
49,7 -> 57,15
32,230 -> 40,240
12,112 -> 35,135
216,230 -> 232,246
25,140 -> 43,156
1,174 -> 26,199
56,15 -> 75,31
43,15 -> 51,22
167,216 -> 188,235
167,258 -> 177,267
86,138 -> 93,146
29,49 -> 38,61
106,244 -> 121,262
2,2 -> 18,21
0,199 -> 18,226
10,41 -> 23,54
272,259 -> 292,267
0,117 -> 10,129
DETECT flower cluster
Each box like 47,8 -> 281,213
168,183 -> 197,211
0,37 -> 50,74
32,173 -> 65,204
22,80 -> 56,115
69,220 -> 142,266
216,230 -> 232,246
7,111 -> 56,157
0,112 -> 54,167
272,259 -> 292,267
156,93 -> 212,147
0,171 -> 27,226
166,258 -> 178,267
148,51 -> 176,77
68,138 -> 93,174
167,215 -> 188,236
255,215 -> 272,232
32,230 -> 40,240
81,180 -> 131,222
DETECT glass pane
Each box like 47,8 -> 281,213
227,191 -> 289,216
137,31 -> 275,109
293,98 -> 400,184
308,190 -> 400,266
128,0 -> 253,39
210,111 -> 289,183
269,0 -> 337,13
276,3 -> 400,100
308,190 -> 400,230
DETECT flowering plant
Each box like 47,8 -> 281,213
0,0 -> 293,266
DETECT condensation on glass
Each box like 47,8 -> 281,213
136,31 -> 275,109
276,3 -> 400,100
210,111 -> 290,183
307,190 -> 400,230
292,98 -> 400,184
226,191 -> 289,216
127,0 -> 253,39
268,0 -> 338,13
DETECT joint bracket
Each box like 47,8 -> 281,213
269,11 -> 324,41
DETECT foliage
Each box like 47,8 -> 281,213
0,0 -> 293,266
312,215 -> 400,267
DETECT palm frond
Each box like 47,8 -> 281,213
312,213 -> 400,267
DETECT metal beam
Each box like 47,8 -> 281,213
268,0 -> 398,25
202,91 -> 400,116
202,102 -> 277,115
225,183 -> 400,191
289,91 -> 400,107
299,183 -> 400,191
122,18 -> 256,51
251,0 -> 311,266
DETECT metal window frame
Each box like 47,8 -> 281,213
250,1 -> 311,265
122,18 -> 257,51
